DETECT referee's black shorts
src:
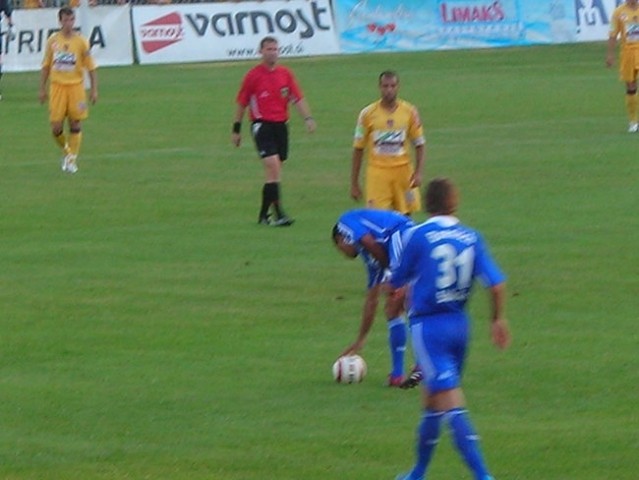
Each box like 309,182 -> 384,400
251,120 -> 289,161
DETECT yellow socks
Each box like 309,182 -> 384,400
54,132 -> 70,154
625,93 -> 638,123
68,131 -> 82,156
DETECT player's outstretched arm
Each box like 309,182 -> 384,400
339,285 -> 380,357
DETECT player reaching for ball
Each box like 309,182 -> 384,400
332,208 -> 413,387
389,178 -> 511,480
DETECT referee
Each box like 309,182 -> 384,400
231,36 -> 316,226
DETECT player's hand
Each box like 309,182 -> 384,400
339,340 -> 364,358
410,172 -> 422,188
38,88 -> 47,104
231,132 -> 241,147
90,90 -> 98,105
491,318 -> 511,350
304,117 -> 316,133
605,54 -> 615,68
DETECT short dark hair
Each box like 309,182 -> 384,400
425,177 -> 456,215
260,36 -> 278,49
58,6 -> 74,20
379,70 -> 399,83
331,224 -> 341,244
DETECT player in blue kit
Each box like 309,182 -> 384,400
389,178 -> 511,480
332,208 -> 414,386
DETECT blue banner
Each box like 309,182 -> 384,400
333,0 -> 577,53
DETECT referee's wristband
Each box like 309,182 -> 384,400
232,122 -> 241,134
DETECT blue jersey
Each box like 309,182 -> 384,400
336,209 -> 414,289
391,215 -> 505,322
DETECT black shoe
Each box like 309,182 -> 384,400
272,215 -> 294,227
399,366 -> 423,389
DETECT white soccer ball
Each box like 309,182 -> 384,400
332,355 -> 367,384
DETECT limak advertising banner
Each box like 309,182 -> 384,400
333,0 -> 580,53
131,0 -> 339,65
2,6 -> 133,73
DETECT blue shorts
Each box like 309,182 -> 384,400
410,314 -> 469,393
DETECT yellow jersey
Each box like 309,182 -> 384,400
353,99 -> 425,169
42,32 -> 96,85
610,3 -> 639,49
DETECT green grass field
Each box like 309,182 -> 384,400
1,41 -> 637,479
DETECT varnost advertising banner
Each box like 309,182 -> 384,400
131,0 -> 339,65
2,6 -> 134,73
333,0 -> 578,53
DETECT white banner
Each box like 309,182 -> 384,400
2,6 -> 134,73
131,0 -> 339,65
575,0 -> 622,42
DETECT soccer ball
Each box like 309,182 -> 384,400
332,355 -> 367,384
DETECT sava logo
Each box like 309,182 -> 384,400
140,12 -> 184,53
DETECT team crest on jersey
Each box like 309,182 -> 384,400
280,87 -> 290,98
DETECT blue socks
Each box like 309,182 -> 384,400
410,409 -> 444,479
409,407 -> 492,480
387,317 -> 406,377
447,408 -> 492,480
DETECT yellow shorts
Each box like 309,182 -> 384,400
49,82 -> 89,123
365,164 -> 421,215
619,47 -> 639,83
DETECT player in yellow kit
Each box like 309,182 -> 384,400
351,71 -> 426,215
606,0 -> 639,133
39,7 -> 98,173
